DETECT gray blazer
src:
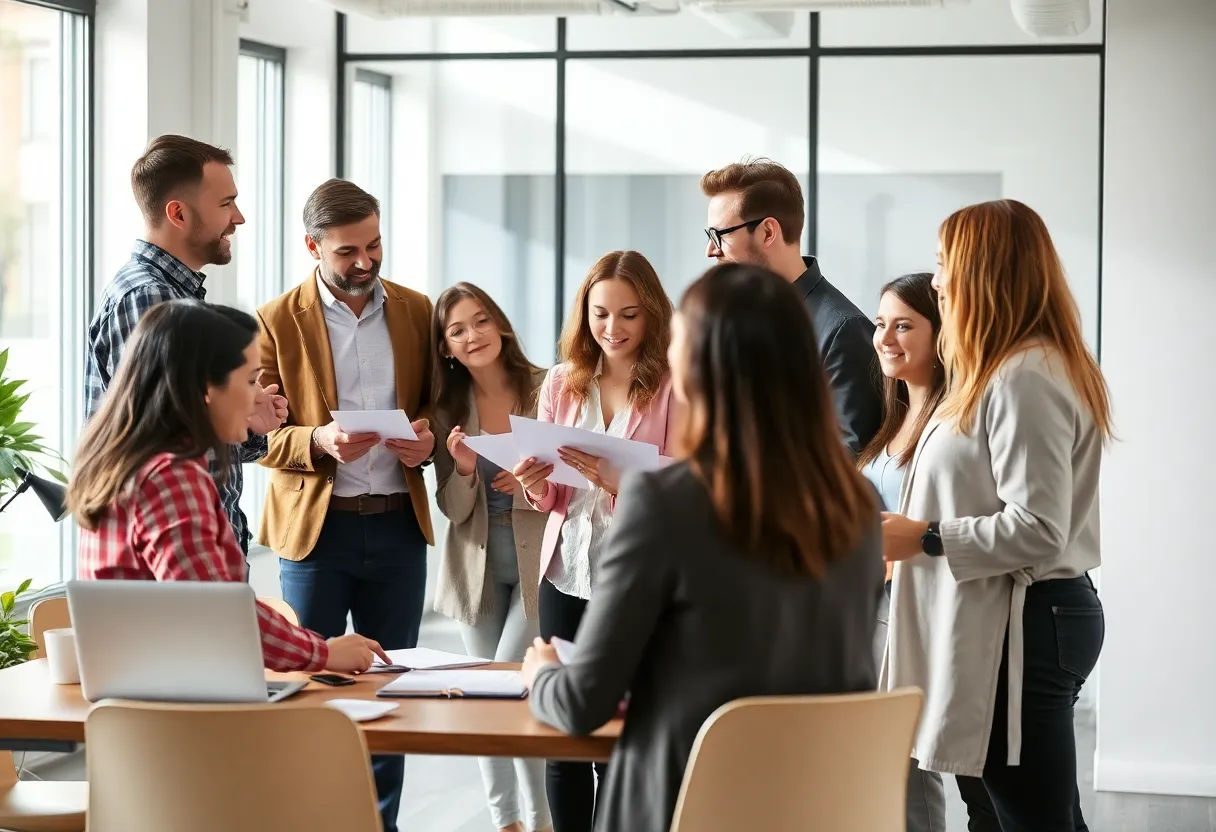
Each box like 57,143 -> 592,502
530,463 -> 884,832
882,343 -> 1102,776
432,369 -> 549,627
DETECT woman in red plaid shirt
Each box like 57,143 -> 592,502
69,299 -> 388,674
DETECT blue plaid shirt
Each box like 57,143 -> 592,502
84,240 -> 267,550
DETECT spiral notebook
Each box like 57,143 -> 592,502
376,669 -> 527,700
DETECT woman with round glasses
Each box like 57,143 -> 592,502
431,282 -> 552,832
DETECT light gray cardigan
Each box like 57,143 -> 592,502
432,369 -> 549,627
880,344 -> 1102,777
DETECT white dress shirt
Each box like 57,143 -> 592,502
316,274 -> 408,497
547,373 -> 632,600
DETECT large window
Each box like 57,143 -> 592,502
236,39 -> 286,539
0,0 -> 90,592
340,8 -> 1103,363
348,68 -> 392,271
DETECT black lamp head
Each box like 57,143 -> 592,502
14,466 -> 68,522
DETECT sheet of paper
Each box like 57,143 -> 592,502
330,409 -> 418,441
377,669 -> 526,699
551,636 -> 578,665
462,432 -> 523,474
659,455 -> 676,467
365,647 -> 491,673
324,699 -> 399,722
508,415 -> 661,490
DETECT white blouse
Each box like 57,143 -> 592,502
546,378 -> 632,600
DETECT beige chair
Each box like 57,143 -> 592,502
0,596 -> 88,832
84,700 -> 382,832
669,688 -> 924,832
28,597 -> 71,662
256,596 -> 299,626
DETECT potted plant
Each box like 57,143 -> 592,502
0,578 -> 37,669
0,348 -> 67,668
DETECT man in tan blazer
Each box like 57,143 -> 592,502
256,178 -> 434,832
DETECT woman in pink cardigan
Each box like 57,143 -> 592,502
512,250 -> 674,832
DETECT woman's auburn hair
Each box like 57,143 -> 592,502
936,199 -> 1112,438
557,250 -> 672,413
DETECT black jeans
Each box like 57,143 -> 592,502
279,507 -> 428,832
539,578 -> 608,832
957,575 -> 1104,832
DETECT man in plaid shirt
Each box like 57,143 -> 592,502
85,135 -> 287,555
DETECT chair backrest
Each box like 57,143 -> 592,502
669,688 -> 924,832
257,596 -> 299,626
85,700 -> 381,832
29,595 -> 71,661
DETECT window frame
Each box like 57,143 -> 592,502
334,12 -> 1106,360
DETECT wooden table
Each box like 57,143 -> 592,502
0,659 -> 619,761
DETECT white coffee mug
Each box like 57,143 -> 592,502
43,628 -> 80,685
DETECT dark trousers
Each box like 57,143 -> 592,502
957,575 -> 1104,832
539,578 -> 608,832
279,506 -> 428,832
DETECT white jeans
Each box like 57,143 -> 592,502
459,520 -> 551,831
876,588 -> 947,832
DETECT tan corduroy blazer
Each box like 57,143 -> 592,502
432,369 -> 548,627
255,271 -> 436,561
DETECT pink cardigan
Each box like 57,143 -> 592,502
525,362 -> 676,584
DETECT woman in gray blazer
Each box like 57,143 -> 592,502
520,263 -> 885,832
880,200 -> 1111,832
431,282 -> 551,832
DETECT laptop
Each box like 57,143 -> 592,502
66,580 -> 307,704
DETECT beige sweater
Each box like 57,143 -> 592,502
432,370 -> 549,627
880,344 -> 1102,776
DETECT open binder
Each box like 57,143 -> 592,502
375,669 -> 527,700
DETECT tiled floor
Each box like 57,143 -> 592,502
28,550 -> 1216,831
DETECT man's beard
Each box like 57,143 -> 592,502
189,219 -> 234,266
322,259 -> 381,296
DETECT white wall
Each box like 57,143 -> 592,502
1096,0 -> 1216,799
241,0 -> 336,284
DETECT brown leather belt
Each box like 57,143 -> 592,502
329,493 -> 407,515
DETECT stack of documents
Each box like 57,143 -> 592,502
376,670 -> 527,700
364,647 -> 492,674
462,416 -> 664,490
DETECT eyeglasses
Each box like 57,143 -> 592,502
704,218 -> 764,251
446,318 -> 495,343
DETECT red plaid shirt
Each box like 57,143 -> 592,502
77,453 -> 328,672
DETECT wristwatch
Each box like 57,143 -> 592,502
921,521 -> 944,557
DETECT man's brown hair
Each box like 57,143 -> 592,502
699,157 -> 804,245
130,135 -> 234,226
303,178 -> 381,240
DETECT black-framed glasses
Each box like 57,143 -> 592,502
704,218 -> 764,251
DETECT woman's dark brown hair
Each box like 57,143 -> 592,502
431,282 -> 542,424
857,272 -> 946,469
675,263 -> 878,577
68,300 -> 258,529
558,250 -> 672,413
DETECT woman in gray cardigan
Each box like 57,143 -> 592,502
520,263 -> 884,832
880,200 -> 1111,832
431,282 -> 551,832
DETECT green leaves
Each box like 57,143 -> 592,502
0,577 -> 40,670
0,348 -> 67,500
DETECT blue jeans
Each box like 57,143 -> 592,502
279,505 -> 428,832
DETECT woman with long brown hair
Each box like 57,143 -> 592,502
511,250 -> 675,832
70,299 -> 386,675
519,263 -> 883,832
880,200 -> 1110,831
430,282 -> 551,832
859,271 -> 948,832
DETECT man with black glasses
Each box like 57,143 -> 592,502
700,158 -> 881,455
